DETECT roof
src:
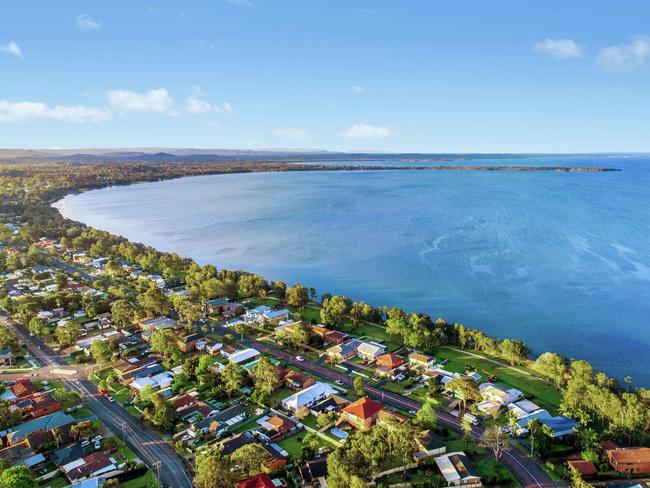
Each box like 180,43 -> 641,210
409,352 -> 433,363
236,473 -> 275,488
568,460 -> 597,476
226,348 -> 260,364
212,404 -> 247,423
282,382 -> 337,410
357,341 -> 386,357
7,411 -> 74,442
376,353 -> 404,369
220,432 -> 256,455
299,457 -> 328,482
435,452 -> 481,483
266,415 -> 294,432
342,397 -> 384,420
608,447 -> 650,465
328,339 -> 362,356
207,298 -> 228,306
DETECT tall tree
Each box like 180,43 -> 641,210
321,295 -> 351,327
193,449 -> 236,488
446,376 -> 481,411
286,282 -> 309,310
222,361 -> 244,396
480,425 -> 511,460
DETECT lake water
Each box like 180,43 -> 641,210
56,155 -> 650,385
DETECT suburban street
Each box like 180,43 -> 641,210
1,312 -> 193,488
225,327 -> 566,488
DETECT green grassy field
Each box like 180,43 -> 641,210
434,347 -> 561,410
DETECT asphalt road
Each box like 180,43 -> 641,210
220,326 -> 566,488
1,312 -> 193,488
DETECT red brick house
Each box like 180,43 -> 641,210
375,353 -> 405,377
236,473 -> 275,488
18,393 -> 61,420
339,397 -> 384,430
11,379 -> 36,398
607,447 -> 650,475
282,370 -> 316,391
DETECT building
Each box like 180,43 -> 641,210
408,352 -> 435,370
62,452 -> 117,482
0,348 -> 15,367
11,379 -> 37,398
16,393 -> 61,420
177,332 -> 203,352
375,353 -> 404,377
257,413 -> 297,440
507,399 -> 543,419
435,452 -> 482,487
236,473 -> 275,488
478,383 -> 522,406
281,382 -> 337,414
413,430 -> 446,462
282,370 -> 316,391
298,457 -> 328,488
224,348 -> 260,365
326,339 -> 362,362
607,447 -> 650,475
356,342 -> 386,361
7,411 -> 75,445
338,397 -> 384,430
139,316 -> 181,332
567,460 -> 597,477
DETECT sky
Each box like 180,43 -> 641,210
2,1 -> 650,152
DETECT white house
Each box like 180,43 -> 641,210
282,382 -> 338,413
478,383 -> 522,406
356,342 -> 386,361
435,452 -> 482,487
223,348 -> 260,365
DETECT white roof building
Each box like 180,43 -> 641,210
479,383 -> 522,406
434,452 -> 482,487
357,341 -> 386,359
282,382 -> 337,412
224,348 -> 260,365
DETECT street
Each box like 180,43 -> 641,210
1,312 -> 193,488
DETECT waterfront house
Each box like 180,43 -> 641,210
375,353 -> 405,377
408,352 -> 435,370
326,339 -> 362,362
357,342 -> 386,361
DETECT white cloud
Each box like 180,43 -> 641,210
184,97 -> 219,114
107,88 -> 175,113
341,123 -> 391,139
272,128 -> 309,139
0,41 -> 23,59
533,38 -> 583,59
76,14 -> 103,31
0,100 -> 109,123
595,35 -> 650,72
353,84 -> 365,93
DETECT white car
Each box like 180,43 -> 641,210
334,380 -> 344,386
295,356 -> 304,362
107,396 -> 115,402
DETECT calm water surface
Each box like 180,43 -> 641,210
57,155 -> 650,385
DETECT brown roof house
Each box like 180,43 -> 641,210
607,447 -> 650,475
338,397 -> 384,431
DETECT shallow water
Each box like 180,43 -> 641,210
56,155 -> 650,385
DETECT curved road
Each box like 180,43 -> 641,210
1,312 -> 193,488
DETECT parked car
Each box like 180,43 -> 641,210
107,396 -> 115,402
295,356 -> 304,362
334,380 -> 344,386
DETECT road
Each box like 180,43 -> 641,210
1,312 -> 193,488
219,326 -> 565,488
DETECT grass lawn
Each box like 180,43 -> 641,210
434,347 -> 561,410
120,469 -> 160,488
477,457 -> 521,487
126,405 -> 143,419
70,406 -> 93,419
39,475 -> 70,488
229,417 -> 260,435
278,432 -> 307,458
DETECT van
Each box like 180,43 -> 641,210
463,413 -> 479,426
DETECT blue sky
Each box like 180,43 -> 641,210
2,1 -> 650,152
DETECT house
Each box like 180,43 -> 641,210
478,383 -> 522,406
282,382 -> 338,414
193,404 -> 248,438
244,305 -> 272,322
130,371 -> 173,391
262,309 -> 290,322
0,348 -> 14,367
507,399 -> 543,419
375,353 -> 404,377
326,339 -> 362,362
282,370 -> 316,391
298,457 -> 328,488
311,325 -> 349,345
257,413 -> 297,439
223,348 -> 260,365
607,447 -> 650,475
62,452 -> 117,482
408,352 -> 435,370
338,397 -> 384,430
16,392 -> 61,420
413,430 -> 446,462
206,342 -> 223,355
236,473 -> 275,488
11,379 -> 37,398
567,460 -> 597,477
310,395 -> 349,417
205,299 -> 245,317
435,452 -> 482,487
220,432 -> 287,471
177,332 -> 203,352
515,410 -> 578,438
7,411 -> 75,445
357,342 -> 386,361
139,316 -> 180,332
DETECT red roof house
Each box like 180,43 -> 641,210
236,472 -> 275,488
339,397 -> 384,430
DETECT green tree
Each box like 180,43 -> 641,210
480,425 -> 510,460
286,282 -> 309,310
90,340 -> 117,365
231,443 -> 267,477
446,376 -> 481,411
28,317 -> 49,336
139,284 -> 171,316
253,355 -> 281,399
173,297 -> 203,325
145,394 -> 175,431
150,328 -> 181,364
532,352 -> 567,387
320,295 -> 351,327
414,400 -> 438,429
193,449 -> 236,488
222,361 -> 244,396
385,307 -> 408,339
110,299 -> 139,328
272,280 -> 287,300
55,322 -> 81,347
0,400 -> 22,430
353,376 -> 365,396
499,339 -> 530,366
568,465 -> 592,488
0,466 -> 37,488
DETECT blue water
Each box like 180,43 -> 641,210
56,155 -> 650,385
